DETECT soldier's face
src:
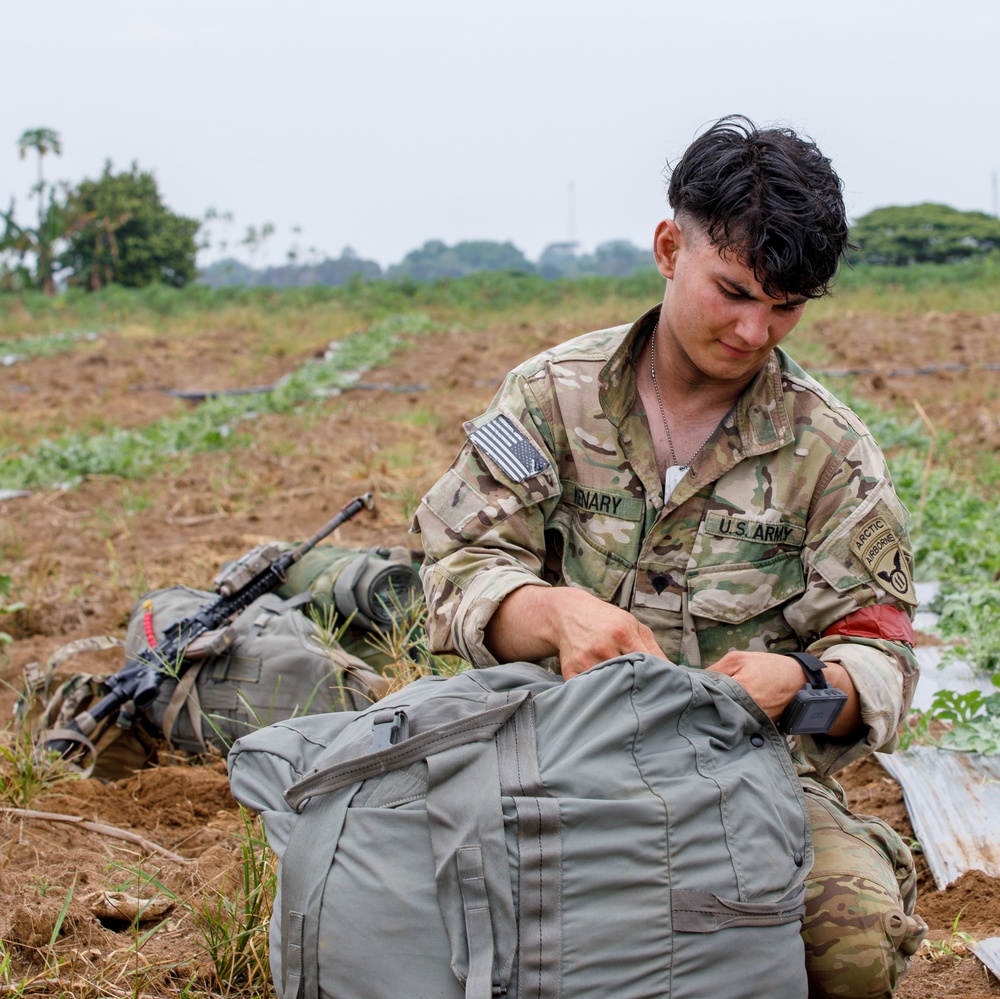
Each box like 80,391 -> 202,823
653,219 -> 807,388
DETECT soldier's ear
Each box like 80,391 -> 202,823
654,219 -> 682,280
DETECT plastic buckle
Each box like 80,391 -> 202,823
370,709 -> 409,751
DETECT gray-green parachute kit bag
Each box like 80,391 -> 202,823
228,653 -> 812,999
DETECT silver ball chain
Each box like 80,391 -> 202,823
649,322 -> 717,469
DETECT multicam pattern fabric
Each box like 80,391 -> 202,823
802,785 -> 927,997
414,305 -> 918,775
414,306 -> 924,996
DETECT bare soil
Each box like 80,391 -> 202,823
1,308 -> 998,996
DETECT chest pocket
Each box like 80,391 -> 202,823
688,553 -> 805,626
546,504 -> 642,604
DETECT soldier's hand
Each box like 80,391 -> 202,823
484,585 -> 667,679
707,651 -> 805,721
708,651 -> 862,736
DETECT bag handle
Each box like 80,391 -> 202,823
284,693 -> 530,811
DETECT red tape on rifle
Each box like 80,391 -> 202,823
142,599 -> 158,648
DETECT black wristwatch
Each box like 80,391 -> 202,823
778,653 -> 848,735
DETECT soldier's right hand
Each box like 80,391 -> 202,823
485,585 -> 667,679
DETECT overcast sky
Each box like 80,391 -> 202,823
3,0 -> 998,270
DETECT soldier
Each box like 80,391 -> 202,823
413,115 -> 927,997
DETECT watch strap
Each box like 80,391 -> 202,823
785,652 -> 830,689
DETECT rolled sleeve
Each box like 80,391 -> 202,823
797,636 -> 918,775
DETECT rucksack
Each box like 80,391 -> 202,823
228,653 -> 812,999
125,588 -> 390,757
17,636 -> 160,780
21,545 -> 418,779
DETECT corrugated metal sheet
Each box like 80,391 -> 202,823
972,938 -> 1000,980
876,747 -> 1000,891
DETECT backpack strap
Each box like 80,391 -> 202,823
495,695 -> 563,999
424,733 -> 518,999
160,660 -> 209,753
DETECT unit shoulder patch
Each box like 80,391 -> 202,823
468,414 -> 550,482
851,516 -> 917,606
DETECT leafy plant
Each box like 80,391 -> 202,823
935,586 -> 1000,675
920,905 -> 977,961
899,688 -> 1000,754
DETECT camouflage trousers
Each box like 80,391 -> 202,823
802,782 -> 927,998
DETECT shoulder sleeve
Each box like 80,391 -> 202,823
413,369 -> 560,664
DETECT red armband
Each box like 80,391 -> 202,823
822,605 -> 914,644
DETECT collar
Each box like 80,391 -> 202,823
598,306 -> 795,456
598,305 -> 660,426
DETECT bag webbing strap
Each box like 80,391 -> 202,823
40,726 -> 99,778
496,696 -> 564,999
670,887 -> 807,932
161,660 -> 208,753
284,695 -> 529,811
283,910 -> 305,999
424,711 -> 520,999
278,787 -> 356,999
457,846 -> 497,999
511,796 -> 563,999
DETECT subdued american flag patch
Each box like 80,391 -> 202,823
469,414 -> 550,482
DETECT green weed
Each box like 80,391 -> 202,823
189,807 -> 275,996
0,329 -> 100,359
899,688 -> 1000,754
0,312 -> 438,491
0,717 -> 77,808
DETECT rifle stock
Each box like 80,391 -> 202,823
44,492 -> 374,759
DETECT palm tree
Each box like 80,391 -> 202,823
16,128 -> 62,294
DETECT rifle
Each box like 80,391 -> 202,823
45,492 -> 375,759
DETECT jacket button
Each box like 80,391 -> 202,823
793,851 -> 804,867
750,734 -> 765,747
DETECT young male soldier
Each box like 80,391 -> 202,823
413,115 -> 927,997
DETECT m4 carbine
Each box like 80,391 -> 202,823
44,492 -> 375,759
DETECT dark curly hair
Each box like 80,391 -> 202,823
667,115 -> 853,299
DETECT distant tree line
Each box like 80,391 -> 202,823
199,238 -> 657,289
848,203 -> 1000,266
5,127 -> 1000,294
2,129 -> 198,293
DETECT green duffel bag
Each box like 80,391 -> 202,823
274,544 -> 422,668
229,653 -> 811,999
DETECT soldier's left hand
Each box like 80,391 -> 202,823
706,651 -> 809,721
708,651 -> 862,736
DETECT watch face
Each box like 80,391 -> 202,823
780,688 -> 849,735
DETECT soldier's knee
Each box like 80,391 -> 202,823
801,786 -> 928,997
802,875 -> 926,998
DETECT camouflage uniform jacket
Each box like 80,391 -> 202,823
414,307 -> 919,776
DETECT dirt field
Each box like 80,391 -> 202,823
1,305 -> 998,996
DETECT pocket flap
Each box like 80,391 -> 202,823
688,554 -> 805,625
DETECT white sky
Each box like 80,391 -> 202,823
3,0 -> 999,270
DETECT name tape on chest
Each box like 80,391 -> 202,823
565,484 -> 644,522
852,517 -> 917,606
703,513 -> 806,547
469,414 -> 550,482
